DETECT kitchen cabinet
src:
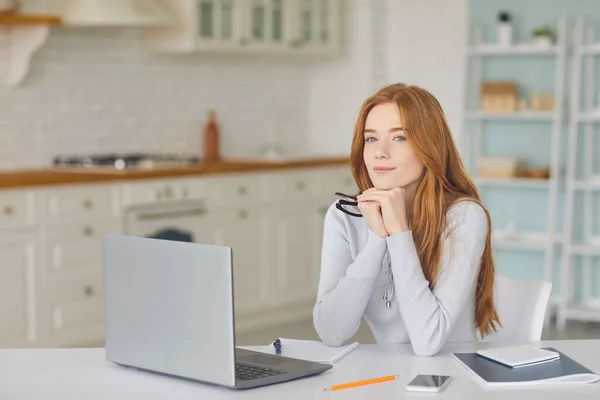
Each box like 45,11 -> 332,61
0,233 -> 37,348
143,0 -> 340,55
0,163 -> 352,348
209,206 -> 268,314
289,0 -> 340,54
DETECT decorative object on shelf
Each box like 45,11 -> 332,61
543,92 -> 555,111
0,0 -> 18,13
497,11 -> 513,48
516,98 -> 528,111
532,26 -> 555,48
523,166 -> 551,179
531,91 -> 543,111
202,109 -> 221,164
481,81 -> 518,112
477,157 -> 525,178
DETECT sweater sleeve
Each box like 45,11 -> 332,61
313,203 -> 388,346
386,201 -> 488,356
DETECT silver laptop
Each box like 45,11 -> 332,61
101,234 -> 332,390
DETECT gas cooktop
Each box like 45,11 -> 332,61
52,153 -> 201,170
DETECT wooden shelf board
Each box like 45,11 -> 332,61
0,13 -> 62,26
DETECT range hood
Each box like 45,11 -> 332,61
53,0 -> 173,27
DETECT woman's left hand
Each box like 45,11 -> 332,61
357,188 -> 410,235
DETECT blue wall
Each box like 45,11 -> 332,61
466,1 -> 600,299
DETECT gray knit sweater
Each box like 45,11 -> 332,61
312,199 -> 488,356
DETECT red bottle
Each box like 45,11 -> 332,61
203,109 -> 220,164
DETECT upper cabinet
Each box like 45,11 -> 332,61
143,0 -> 340,55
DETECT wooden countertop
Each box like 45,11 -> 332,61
0,157 -> 350,189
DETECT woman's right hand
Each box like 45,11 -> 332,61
358,192 -> 388,238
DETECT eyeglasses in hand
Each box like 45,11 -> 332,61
335,192 -> 362,218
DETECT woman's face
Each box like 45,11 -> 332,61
362,103 -> 425,190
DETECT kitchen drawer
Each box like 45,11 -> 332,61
43,185 -> 119,222
46,268 -> 104,336
205,174 -> 262,208
47,268 -> 104,302
265,170 -> 318,202
0,190 -> 35,230
122,177 -> 207,206
46,219 -> 122,271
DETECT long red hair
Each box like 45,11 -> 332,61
350,83 -> 500,337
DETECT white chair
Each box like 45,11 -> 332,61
480,274 -> 552,343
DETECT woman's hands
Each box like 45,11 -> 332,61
357,190 -> 388,238
357,187 -> 410,236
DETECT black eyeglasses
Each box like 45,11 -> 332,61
335,192 -> 362,218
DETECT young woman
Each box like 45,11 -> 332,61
313,83 -> 500,356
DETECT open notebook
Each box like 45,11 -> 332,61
452,347 -> 599,387
238,338 -> 359,364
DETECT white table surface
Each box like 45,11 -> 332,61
3,340 -> 600,399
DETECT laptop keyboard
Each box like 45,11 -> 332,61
235,363 -> 286,381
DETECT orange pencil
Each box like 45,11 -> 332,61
324,374 -> 402,391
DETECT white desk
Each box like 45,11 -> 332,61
3,340 -> 600,399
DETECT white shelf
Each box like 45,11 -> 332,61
474,177 -> 551,188
566,304 -> 600,322
573,179 -> 600,190
493,231 -> 562,251
469,44 -> 562,56
578,111 -> 600,122
582,43 -> 600,55
465,111 -> 555,121
570,244 -> 600,256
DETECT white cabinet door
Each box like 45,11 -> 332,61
196,0 -> 243,48
289,0 -> 340,54
208,208 -> 267,314
267,203 -> 316,304
240,0 -> 292,51
0,234 -> 37,348
43,268 -> 105,347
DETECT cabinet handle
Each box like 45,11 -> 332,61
237,186 -> 247,195
296,181 -> 306,191
181,188 -> 189,199
164,185 -> 174,198
240,37 -> 249,46
3,206 -> 14,216
83,199 -> 93,209
238,209 -> 248,220
83,225 -> 94,236
84,285 -> 95,296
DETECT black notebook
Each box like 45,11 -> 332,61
452,347 -> 599,387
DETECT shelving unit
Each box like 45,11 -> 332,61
557,18 -> 600,330
463,19 -> 568,301
0,12 -> 63,87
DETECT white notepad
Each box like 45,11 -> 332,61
238,338 -> 359,364
476,345 -> 560,368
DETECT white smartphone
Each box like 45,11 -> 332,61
405,374 -> 452,393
